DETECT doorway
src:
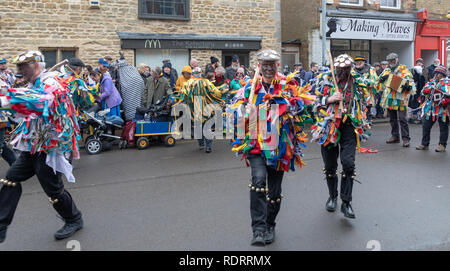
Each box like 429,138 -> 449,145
222,51 -> 249,69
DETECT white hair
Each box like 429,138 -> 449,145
38,62 -> 46,70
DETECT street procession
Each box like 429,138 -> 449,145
0,0 -> 450,253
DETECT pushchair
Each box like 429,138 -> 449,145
81,105 -> 126,155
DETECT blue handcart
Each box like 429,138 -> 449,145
134,120 -> 177,150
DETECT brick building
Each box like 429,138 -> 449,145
281,0 -> 450,70
0,0 -> 281,73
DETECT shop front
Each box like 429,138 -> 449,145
118,32 -> 262,72
325,9 -> 418,67
415,9 -> 450,67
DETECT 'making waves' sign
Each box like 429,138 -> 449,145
326,17 -> 416,41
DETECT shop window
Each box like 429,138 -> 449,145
331,40 -> 371,63
339,0 -> 363,7
39,48 -> 77,68
138,0 -> 190,20
380,0 -> 401,9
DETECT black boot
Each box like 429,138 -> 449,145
251,230 -> 265,246
54,217 -> 83,240
264,226 -> 275,244
324,169 -> 338,212
341,201 -> 356,219
0,226 -> 6,243
326,197 -> 338,212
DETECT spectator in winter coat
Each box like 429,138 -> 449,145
137,63 -> 151,87
142,67 -> 172,107
175,66 -> 192,93
97,58 -> 122,117
225,55 -> 240,81
162,63 -> 176,90
426,59 -> 440,82
304,62 -> 319,85
409,58 -> 426,124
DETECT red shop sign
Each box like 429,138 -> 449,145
420,20 -> 450,37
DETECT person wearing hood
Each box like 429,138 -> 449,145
162,63 -> 176,90
175,66 -> 192,93
409,58 -> 426,124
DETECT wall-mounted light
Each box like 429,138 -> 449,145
89,0 -> 100,9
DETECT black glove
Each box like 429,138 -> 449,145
379,74 -> 389,83
401,84 -> 411,92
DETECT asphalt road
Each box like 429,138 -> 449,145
0,122 -> 449,251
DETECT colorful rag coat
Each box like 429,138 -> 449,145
172,78 -> 225,123
311,69 -> 370,148
60,67 -> 97,112
230,73 -> 315,172
0,71 -> 81,182
420,78 -> 450,122
379,65 -> 416,111
356,64 -> 379,106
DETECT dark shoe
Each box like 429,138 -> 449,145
251,231 -> 265,246
54,218 -> 83,240
326,197 -> 338,212
0,227 -> 6,243
341,202 -> 356,219
264,226 -> 275,244
403,139 -> 410,148
386,137 -> 400,144
205,146 -> 212,153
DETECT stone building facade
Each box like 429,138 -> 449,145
0,0 -> 281,73
282,0 -> 449,70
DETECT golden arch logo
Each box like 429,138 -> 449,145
145,39 -> 161,49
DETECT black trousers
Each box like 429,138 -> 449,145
248,154 -> 284,232
388,109 -> 410,140
0,128 -> 16,166
0,152 -> 82,229
421,117 -> 449,147
321,121 -> 356,202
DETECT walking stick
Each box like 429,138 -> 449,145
246,65 -> 261,114
48,59 -> 69,72
326,50 -> 344,115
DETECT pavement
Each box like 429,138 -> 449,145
0,122 -> 449,251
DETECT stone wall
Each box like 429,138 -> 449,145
0,0 -> 281,69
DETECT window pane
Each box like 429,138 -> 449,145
331,40 -> 350,50
143,0 -> 186,16
42,50 -> 57,68
340,0 -> 361,4
380,0 -> 397,7
61,50 -> 76,61
351,40 -> 369,50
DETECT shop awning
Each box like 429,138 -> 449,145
118,32 -> 263,50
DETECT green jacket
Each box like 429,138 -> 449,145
142,77 -> 172,107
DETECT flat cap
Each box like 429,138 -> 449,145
257,49 -> 280,62
354,56 -> 367,62
69,57 -> 85,67
294,62 -> 303,66
381,61 -> 389,65
11,50 -> 45,65
386,53 -> 399,61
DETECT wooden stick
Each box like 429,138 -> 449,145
48,59 -> 69,72
326,50 -> 344,114
246,65 -> 261,115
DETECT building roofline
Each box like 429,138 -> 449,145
323,8 -> 421,22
